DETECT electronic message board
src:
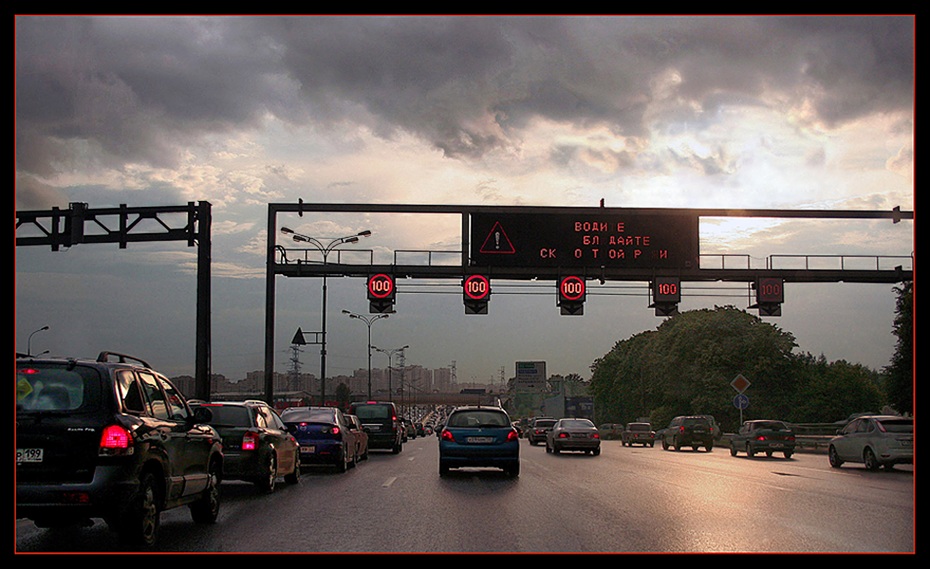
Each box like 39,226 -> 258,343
469,211 -> 699,269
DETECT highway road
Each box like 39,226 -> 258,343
16,436 -> 914,554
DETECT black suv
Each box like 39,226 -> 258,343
661,415 -> 714,452
16,352 -> 224,547
347,401 -> 403,453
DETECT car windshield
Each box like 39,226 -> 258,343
448,410 -> 509,428
17,363 -> 102,412
877,419 -> 913,434
199,405 -> 251,427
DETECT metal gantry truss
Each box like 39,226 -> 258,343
15,201 -> 213,400
264,201 -> 913,403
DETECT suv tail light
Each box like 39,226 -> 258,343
507,430 -> 519,442
441,429 -> 455,442
99,424 -> 133,456
242,431 -> 259,451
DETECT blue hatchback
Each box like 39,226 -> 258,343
438,406 -> 520,477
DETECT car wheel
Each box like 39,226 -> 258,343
190,458 -> 221,524
284,459 -> 301,485
746,443 -> 756,457
730,445 -> 738,456
864,448 -> 881,471
506,462 -> 520,477
673,438 -> 681,451
545,441 -> 552,453
783,451 -> 793,459
255,453 -> 277,494
439,462 -> 450,477
705,444 -> 713,452
116,471 -> 160,547
336,447 -> 348,473
662,438 -> 669,450
828,445 -> 844,468
593,447 -> 600,456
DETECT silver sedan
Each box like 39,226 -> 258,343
546,418 -> 601,455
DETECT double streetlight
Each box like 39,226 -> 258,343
372,344 -> 408,403
342,310 -> 389,399
280,226 -> 371,405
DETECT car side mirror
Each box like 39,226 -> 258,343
192,406 -> 213,423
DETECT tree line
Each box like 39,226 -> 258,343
588,282 -> 913,433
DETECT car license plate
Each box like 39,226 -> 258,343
300,445 -> 315,453
771,443 -> 783,448
467,437 -> 494,443
17,448 -> 43,463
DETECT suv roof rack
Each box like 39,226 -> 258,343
96,351 -> 151,368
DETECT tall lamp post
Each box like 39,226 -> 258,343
342,310 -> 389,399
27,325 -> 49,357
372,345 -> 408,403
281,226 -> 371,405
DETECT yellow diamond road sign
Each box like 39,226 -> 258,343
731,374 -> 751,393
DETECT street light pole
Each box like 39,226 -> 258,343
372,344 -> 408,403
27,326 -> 49,357
342,310 -> 389,399
281,227 -> 371,405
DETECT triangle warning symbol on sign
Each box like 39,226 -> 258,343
479,221 -> 516,254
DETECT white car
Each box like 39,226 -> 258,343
828,415 -> 913,471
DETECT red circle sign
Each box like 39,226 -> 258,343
463,274 -> 491,300
367,273 -> 395,299
559,275 -> 585,301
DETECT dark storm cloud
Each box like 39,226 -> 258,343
15,15 -> 913,179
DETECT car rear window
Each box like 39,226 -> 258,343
878,419 -> 913,433
448,410 -> 509,427
534,419 -> 557,428
282,407 -> 335,423
351,404 -> 393,420
17,363 -> 103,412
682,417 -> 709,426
629,423 -> 651,431
198,405 -> 252,427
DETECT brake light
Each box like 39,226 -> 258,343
99,424 -> 133,456
242,431 -> 259,451
506,430 -> 519,442
559,432 -> 569,439
441,429 -> 455,442
331,426 -> 341,436
592,432 -> 600,439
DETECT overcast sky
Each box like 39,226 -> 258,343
15,15 -> 914,387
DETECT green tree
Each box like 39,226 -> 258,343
883,281 -> 913,415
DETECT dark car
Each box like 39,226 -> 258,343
598,423 -> 624,440
621,422 -> 656,447
348,401 -> 404,453
729,420 -> 796,459
661,415 -> 714,452
527,417 -> 557,445
828,415 -> 913,471
346,413 -> 370,462
281,406 -> 358,472
546,418 -> 601,455
191,400 -> 300,492
16,352 -> 223,547
439,406 -> 520,477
